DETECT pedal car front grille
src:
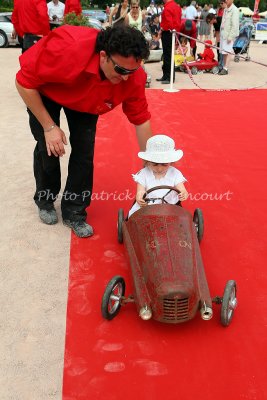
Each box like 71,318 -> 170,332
162,297 -> 189,321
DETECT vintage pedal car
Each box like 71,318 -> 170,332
179,59 -> 219,75
101,186 -> 237,326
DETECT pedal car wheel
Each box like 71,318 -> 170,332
221,280 -> 237,327
193,208 -> 204,242
191,67 -> 198,75
101,276 -> 126,320
211,66 -> 219,74
117,208 -> 124,243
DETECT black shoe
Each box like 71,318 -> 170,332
39,208 -> 58,225
161,80 -> 172,84
218,68 -> 228,75
156,77 -> 166,82
63,219 -> 93,238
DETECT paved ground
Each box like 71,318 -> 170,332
0,40 -> 266,400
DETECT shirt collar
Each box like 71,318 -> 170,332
84,52 -> 102,79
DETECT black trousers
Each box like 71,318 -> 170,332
161,30 -> 175,81
22,34 -> 42,53
28,96 -> 98,222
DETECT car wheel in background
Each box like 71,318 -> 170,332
0,30 -> 8,48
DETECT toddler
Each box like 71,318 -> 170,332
129,135 -> 188,217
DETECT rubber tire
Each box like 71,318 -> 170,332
211,66 -> 219,74
101,276 -> 126,320
117,208 -> 124,243
234,56 -> 240,62
221,280 -> 237,327
0,30 -> 8,48
193,208 -> 204,242
191,67 -> 198,75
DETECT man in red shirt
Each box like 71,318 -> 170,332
180,19 -> 197,58
15,25 -> 152,238
11,0 -> 50,53
156,0 -> 181,84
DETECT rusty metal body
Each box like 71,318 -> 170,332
122,204 -> 212,324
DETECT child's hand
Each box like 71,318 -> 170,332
136,191 -> 147,207
178,188 -> 188,202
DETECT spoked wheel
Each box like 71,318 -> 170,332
234,55 -> 240,62
191,67 -> 198,75
117,208 -> 124,243
101,276 -> 126,320
193,208 -> 204,242
221,280 -> 237,326
211,66 -> 219,74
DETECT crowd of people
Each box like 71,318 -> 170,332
106,0 -> 240,80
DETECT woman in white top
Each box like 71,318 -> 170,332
125,1 -> 145,31
129,135 -> 188,217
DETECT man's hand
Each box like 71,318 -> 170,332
44,126 -> 67,157
11,29 -> 17,39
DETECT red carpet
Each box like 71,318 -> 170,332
63,90 -> 267,400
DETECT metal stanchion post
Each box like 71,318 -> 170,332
164,30 -> 179,93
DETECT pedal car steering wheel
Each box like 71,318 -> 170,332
143,185 -> 181,205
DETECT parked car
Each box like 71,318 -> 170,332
0,12 -> 20,48
82,9 -> 107,23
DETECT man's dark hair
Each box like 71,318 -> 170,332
96,26 -> 150,61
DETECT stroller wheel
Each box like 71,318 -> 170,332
245,57 -> 250,62
234,56 -> 239,62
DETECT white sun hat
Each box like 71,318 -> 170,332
138,135 -> 183,163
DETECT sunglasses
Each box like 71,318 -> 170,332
109,55 -> 140,75
131,5 -> 139,8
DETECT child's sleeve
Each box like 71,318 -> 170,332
132,168 -> 146,186
173,168 -> 187,185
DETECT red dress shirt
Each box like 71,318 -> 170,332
12,0 -> 50,38
16,26 -> 151,126
180,19 -> 197,48
160,0 -> 181,32
64,0 -> 82,16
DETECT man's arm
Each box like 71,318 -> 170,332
134,120 -> 152,151
15,80 -> 67,157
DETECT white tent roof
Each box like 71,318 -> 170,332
239,7 -> 253,16
259,10 -> 267,17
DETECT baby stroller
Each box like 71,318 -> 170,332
233,23 -> 253,62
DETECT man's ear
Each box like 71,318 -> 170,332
99,50 -> 107,62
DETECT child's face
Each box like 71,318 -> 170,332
147,162 -> 171,175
